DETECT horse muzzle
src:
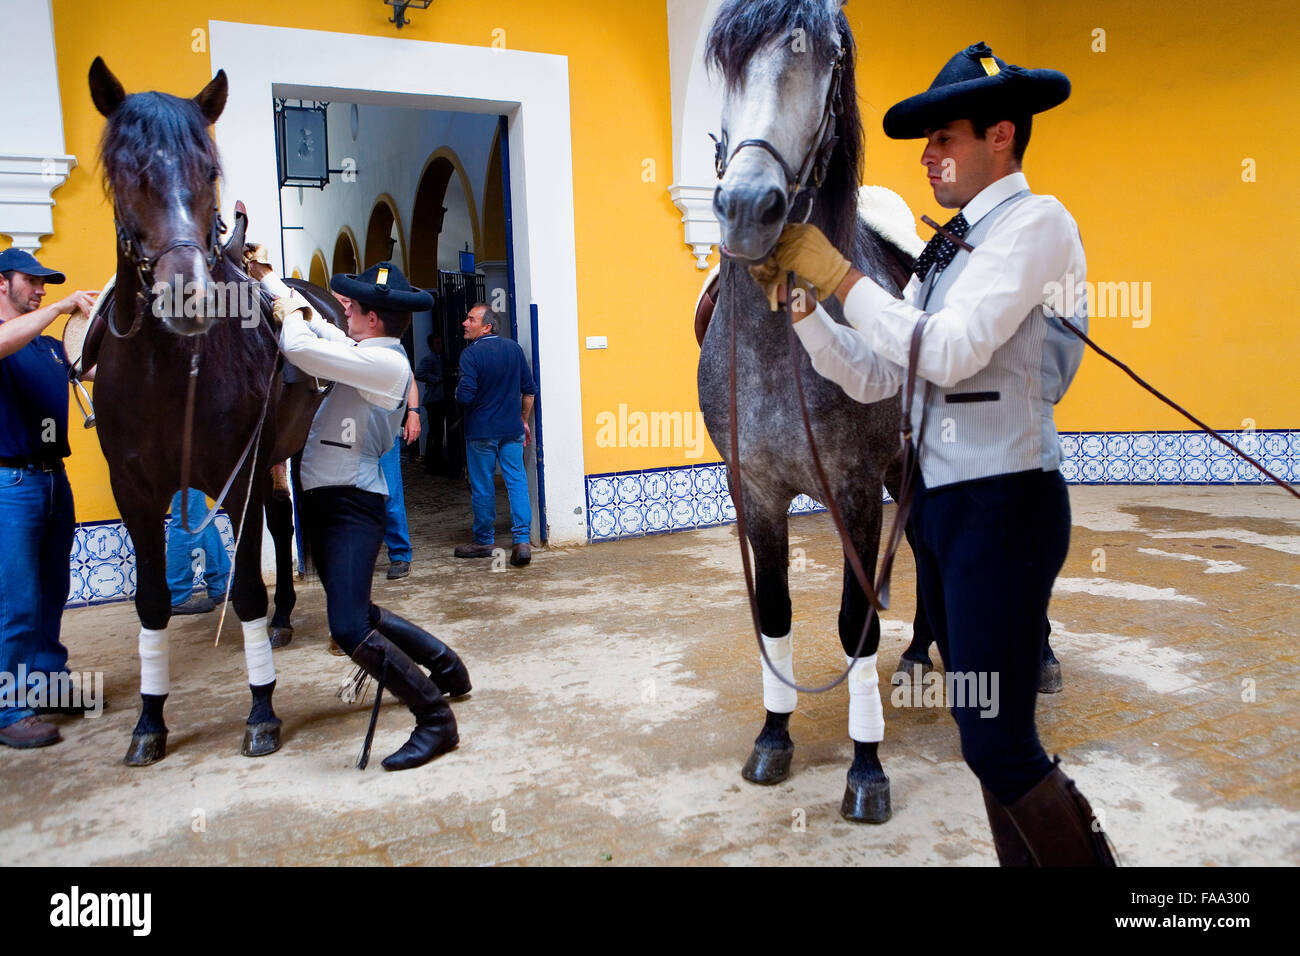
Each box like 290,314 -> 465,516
714,180 -> 788,264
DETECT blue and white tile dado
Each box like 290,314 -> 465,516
585,429 -> 1297,542
67,512 -> 235,608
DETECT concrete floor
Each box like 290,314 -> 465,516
2,472 -> 1297,866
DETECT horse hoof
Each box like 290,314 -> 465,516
1038,659 -> 1063,694
840,775 -> 891,824
241,720 -> 282,757
124,732 -> 167,767
268,626 -> 293,649
741,743 -> 794,785
894,657 -> 933,679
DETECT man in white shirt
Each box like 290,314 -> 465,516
755,43 -> 1114,865
265,260 -> 470,771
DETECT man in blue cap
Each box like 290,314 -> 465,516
0,248 -> 97,748
262,260 -> 469,771
756,43 -> 1115,865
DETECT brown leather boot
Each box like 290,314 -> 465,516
982,785 -> 1034,866
1004,763 -> 1118,866
0,716 -> 62,749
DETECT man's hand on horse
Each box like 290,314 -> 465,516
757,223 -> 862,303
746,261 -> 819,322
243,242 -> 273,282
62,290 -> 99,317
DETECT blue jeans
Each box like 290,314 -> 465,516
379,436 -> 412,563
166,488 -> 232,605
0,466 -> 74,729
466,437 -> 531,545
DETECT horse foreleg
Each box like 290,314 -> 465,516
230,480 -> 282,757
738,498 -> 797,786
837,502 -> 891,824
121,504 -> 171,767
264,490 -> 297,648
897,519 -> 938,677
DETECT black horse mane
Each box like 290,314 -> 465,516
705,0 -> 864,254
99,91 -> 221,199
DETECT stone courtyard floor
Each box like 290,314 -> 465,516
1,473 -> 1297,866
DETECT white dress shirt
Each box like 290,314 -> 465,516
794,171 -> 1086,400
278,299 -> 408,410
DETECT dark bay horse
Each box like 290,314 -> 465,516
89,58 -> 320,765
698,0 -> 914,822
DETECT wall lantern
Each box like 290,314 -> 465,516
385,0 -> 432,30
275,100 -> 330,189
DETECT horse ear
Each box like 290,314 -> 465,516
194,69 -> 228,126
89,57 -> 126,118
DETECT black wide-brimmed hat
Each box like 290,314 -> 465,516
882,42 -> 1070,140
330,261 -> 433,313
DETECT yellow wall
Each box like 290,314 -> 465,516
13,0 -> 1298,521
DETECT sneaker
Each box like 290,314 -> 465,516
453,543 -> 495,559
510,543 -> 531,567
0,716 -> 62,748
171,592 -> 215,615
387,560 -> 411,580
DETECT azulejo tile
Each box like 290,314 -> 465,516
1155,458 -> 1182,483
1058,433 -> 1080,459
693,464 -> 724,498
1130,432 -> 1157,458
587,476 -> 616,508
1208,458 -> 1236,482
613,474 -> 643,504
1105,459 -> 1132,482
1059,459 -> 1080,482
667,469 -> 693,500
1079,433 -> 1105,460
588,507 -> 617,540
1130,458 -> 1157,482
694,495 -> 722,526
1105,433 -> 1131,458
669,498 -> 696,530
643,500 -> 671,532
642,471 -> 670,501
1262,432 -> 1288,457
1155,433 -> 1182,459
1182,459 -> 1209,483
1079,458 -> 1106,483
617,504 -> 645,536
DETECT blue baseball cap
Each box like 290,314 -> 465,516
0,248 -> 66,283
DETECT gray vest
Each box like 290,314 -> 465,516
908,189 -> 1087,489
301,341 -> 410,495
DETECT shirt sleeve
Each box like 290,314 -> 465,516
279,307 -> 407,408
792,304 -> 904,404
518,345 -> 536,396
455,350 -> 478,405
841,197 -> 1078,388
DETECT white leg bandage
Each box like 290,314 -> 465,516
846,653 -> 885,743
138,627 -> 170,696
241,617 -> 276,687
761,632 -> 797,714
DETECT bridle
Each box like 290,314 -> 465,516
110,202 -> 225,339
711,42 -> 846,226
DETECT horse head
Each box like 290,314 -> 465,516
90,57 -> 228,336
707,0 -> 860,263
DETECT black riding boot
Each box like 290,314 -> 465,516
351,631 -> 459,772
368,605 -> 472,698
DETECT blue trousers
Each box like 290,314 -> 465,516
908,468 -> 1069,805
0,466 -> 74,729
166,488 -> 231,605
466,436 -> 531,545
302,487 -> 386,655
379,436 -> 412,563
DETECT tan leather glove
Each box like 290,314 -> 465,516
771,223 -> 850,300
271,289 -> 312,325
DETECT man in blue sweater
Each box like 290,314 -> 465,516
453,304 -> 535,567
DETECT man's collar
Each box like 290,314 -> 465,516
358,336 -> 400,349
961,171 -> 1029,227
468,334 -> 498,344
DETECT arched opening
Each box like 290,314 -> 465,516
482,130 -> 507,262
308,249 -> 328,288
332,228 -> 359,277
364,194 -> 407,271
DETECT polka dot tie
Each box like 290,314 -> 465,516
913,212 -> 970,279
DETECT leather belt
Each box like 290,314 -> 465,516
0,456 -> 65,472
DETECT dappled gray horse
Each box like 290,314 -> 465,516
697,0 -> 914,822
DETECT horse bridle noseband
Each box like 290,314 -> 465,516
711,43 -> 845,223
111,204 -> 225,338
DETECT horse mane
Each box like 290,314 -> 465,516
99,91 -> 221,199
705,0 -> 863,253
